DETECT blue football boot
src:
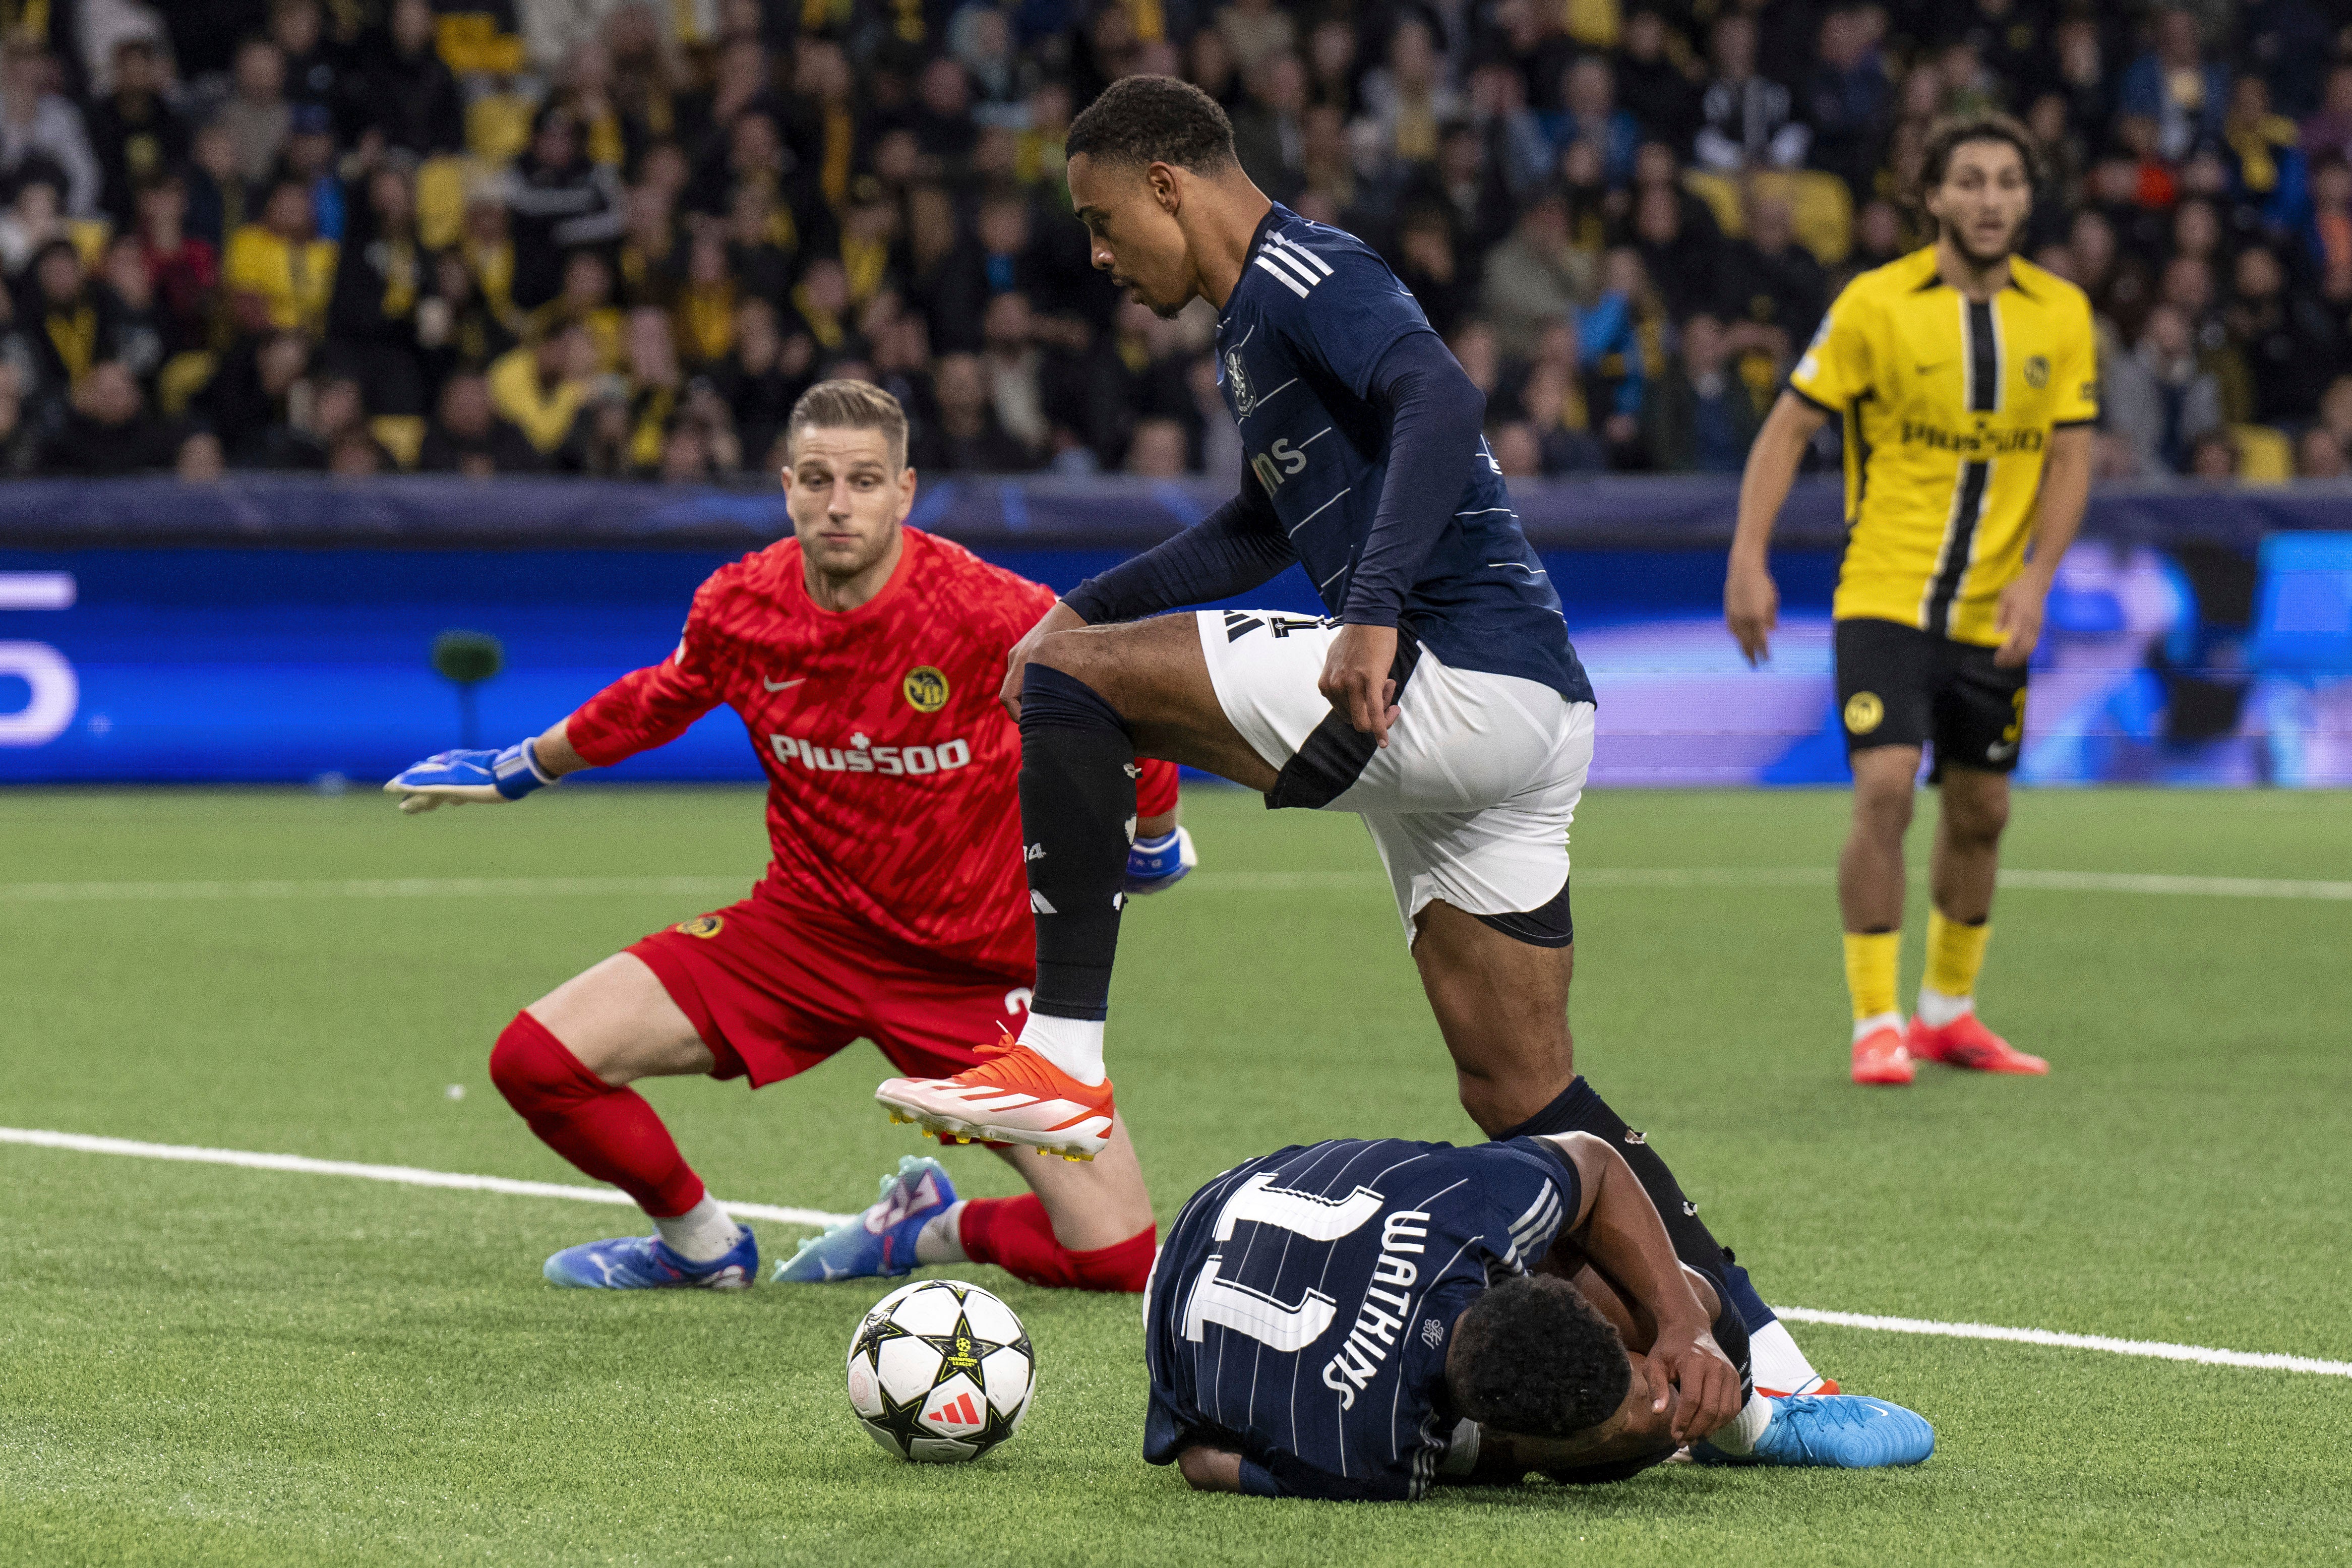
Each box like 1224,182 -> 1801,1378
542,1224 -> 758,1290
1701,1394 -> 1935,1468
773,1155 -> 957,1283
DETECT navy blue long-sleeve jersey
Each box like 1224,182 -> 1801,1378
1210,205 -> 1594,704
1142,1136 -> 1579,1501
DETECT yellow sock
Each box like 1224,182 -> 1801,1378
1924,909 -> 1991,998
1842,931 -> 1901,1021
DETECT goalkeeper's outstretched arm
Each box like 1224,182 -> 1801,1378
381,717 -> 593,814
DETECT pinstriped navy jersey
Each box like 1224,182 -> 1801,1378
1142,1137 -> 1578,1501
1216,205 -> 1595,705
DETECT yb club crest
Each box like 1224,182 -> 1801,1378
1844,692 -> 1885,735
903,666 -> 949,713
675,914 -> 725,938
2024,354 -> 2050,389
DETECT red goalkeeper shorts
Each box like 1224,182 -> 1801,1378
627,895 -> 1027,1088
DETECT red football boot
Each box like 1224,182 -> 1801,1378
1906,1012 -> 2048,1075
1849,1023 -> 1913,1085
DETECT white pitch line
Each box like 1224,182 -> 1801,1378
5,1125 -> 2346,1377
0,1126 -> 852,1229
3,868 -> 2346,902
1774,1306 -> 2352,1379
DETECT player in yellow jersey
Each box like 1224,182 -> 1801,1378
1725,115 -> 2096,1087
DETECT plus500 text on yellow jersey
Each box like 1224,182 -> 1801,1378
1787,247 -> 2097,646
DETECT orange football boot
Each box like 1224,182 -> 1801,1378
1850,1023 -> 1913,1085
1906,1012 -> 2047,1075
875,1032 -> 1115,1160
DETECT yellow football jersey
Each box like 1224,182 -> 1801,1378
1788,247 -> 2097,645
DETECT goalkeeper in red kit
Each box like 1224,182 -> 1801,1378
383,381 -> 1190,1293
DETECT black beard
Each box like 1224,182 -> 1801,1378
1950,219 -> 2025,268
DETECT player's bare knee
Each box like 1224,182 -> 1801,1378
1942,778 -> 2010,845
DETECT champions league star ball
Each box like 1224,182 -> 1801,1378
846,1279 -> 1035,1463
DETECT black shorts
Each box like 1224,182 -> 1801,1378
1835,618 -> 2029,779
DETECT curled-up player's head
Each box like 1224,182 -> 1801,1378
1065,75 -> 1245,321
1445,1274 -> 1632,1438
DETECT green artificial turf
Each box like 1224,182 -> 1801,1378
2,785 -> 2347,1567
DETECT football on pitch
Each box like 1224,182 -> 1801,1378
846,1279 -> 1035,1463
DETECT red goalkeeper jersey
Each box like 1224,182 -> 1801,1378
567,527 -> 1176,981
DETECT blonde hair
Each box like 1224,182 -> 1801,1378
785,379 -> 910,471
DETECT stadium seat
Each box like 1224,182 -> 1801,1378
1681,170 -> 1853,267
436,13 -> 525,76
371,416 -> 428,471
415,158 -> 472,253
466,88 -> 538,167
2228,424 -> 2295,486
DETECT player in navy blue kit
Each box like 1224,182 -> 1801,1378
1145,1134 -> 1935,1499
876,75 -> 1836,1402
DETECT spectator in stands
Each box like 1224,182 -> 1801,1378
2223,245 -> 2340,426
528,248 -> 625,374
1124,415 -> 1188,476
217,37 -> 290,190
362,0 -> 466,160
1362,17 -> 1459,168
223,175 -> 337,338
1514,329 -> 1608,476
2188,431 -> 2238,480
2120,8 -> 2228,164
1546,57 -> 1639,188
2296,426 -> 2346,479
37,358 -> 199,475
1718,191 -> 1828,349
0,167 -> 66,276
1487,419 -> 1543,477
416,249 -> 516,389
1465,56 -> 1550,200
94,234 -> 165,391
717,295 -> 809,463
489,321 -> 597,459
0,360 -> 34,475
87,37 -> 184,227
1695,15 -> 1808,173
1644,311 -> 1761,474
1303,18 -> 1363,120
2104,303 -> 2223,476
182,118 -> 246,251
1804,7 -> 1890,200
273,0 -> 352,121
1231,51 -> 1308,203
16,240 -> 105,412
1392,203 -> 1475,339
418,372 -> 540,476
325,165 -> 428,417
1479,189 -> 1592,359
0,39 -> 99,218
1615,9 -> 1702,153
284,103 -> 345,243
501,107 -> 624,312
921,350 -> 1036,472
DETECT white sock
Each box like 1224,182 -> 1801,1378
1748,1319 -> 1828,1395
653,1194 -> 740,1262
1852,1010 -> 1905,1045
1018,1010 -> 1107,1086
915,1200 -> 969,1265
1916,986 -> 1973,1028
1708,1392 -> 1778,1456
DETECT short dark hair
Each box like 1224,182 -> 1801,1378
1917,113 -> 2041,229
1448,1275 -> 1631,1438
1066,75 -> 1236,175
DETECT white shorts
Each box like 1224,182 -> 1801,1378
1196,609 -> 1595,942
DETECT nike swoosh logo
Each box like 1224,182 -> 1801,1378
1987,742 -> 2018,760
762,677 -> 805,691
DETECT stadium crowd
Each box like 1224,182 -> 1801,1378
3,0 -> 2352,485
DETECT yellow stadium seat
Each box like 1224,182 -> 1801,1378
467,89 -> 537,166
67,217 -> 111,270
1679,169 -> 1853,267
436,13 -> 526,76
2227,423 -> 2293,485
370,415 -> 428,470
415,156 -> 471,252
1565,0 -> 1620,48
156,351 -> 217,417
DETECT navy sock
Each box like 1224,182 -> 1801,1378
1019,664 -> 1136,1022
1495,1076 -> 1778,1331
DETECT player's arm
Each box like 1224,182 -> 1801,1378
999,474 -> 1294,718
1325,331 -> 1487,749
1730,283 -> 1869,666
1539,1132 -> 1742,1444
1726,390 -> 1829,668
386,605 -> 726,813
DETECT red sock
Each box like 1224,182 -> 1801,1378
488,1011 -> 706,1219
958,1193 -> 1156,1292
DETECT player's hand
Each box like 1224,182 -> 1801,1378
1724,559 -> 1779,667
1319,622 -> 1401,748
1646,1325 -> 1742,1446
1001,599 -> 1090,720
383,741 -> 555,814
1993,574 -> 2049,668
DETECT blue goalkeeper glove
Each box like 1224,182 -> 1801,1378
384,739 -> 557,814
1124,825 -> 1198,895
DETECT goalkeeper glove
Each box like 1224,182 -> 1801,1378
1124,825 -> 1197,895
384,739 -> 557,814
